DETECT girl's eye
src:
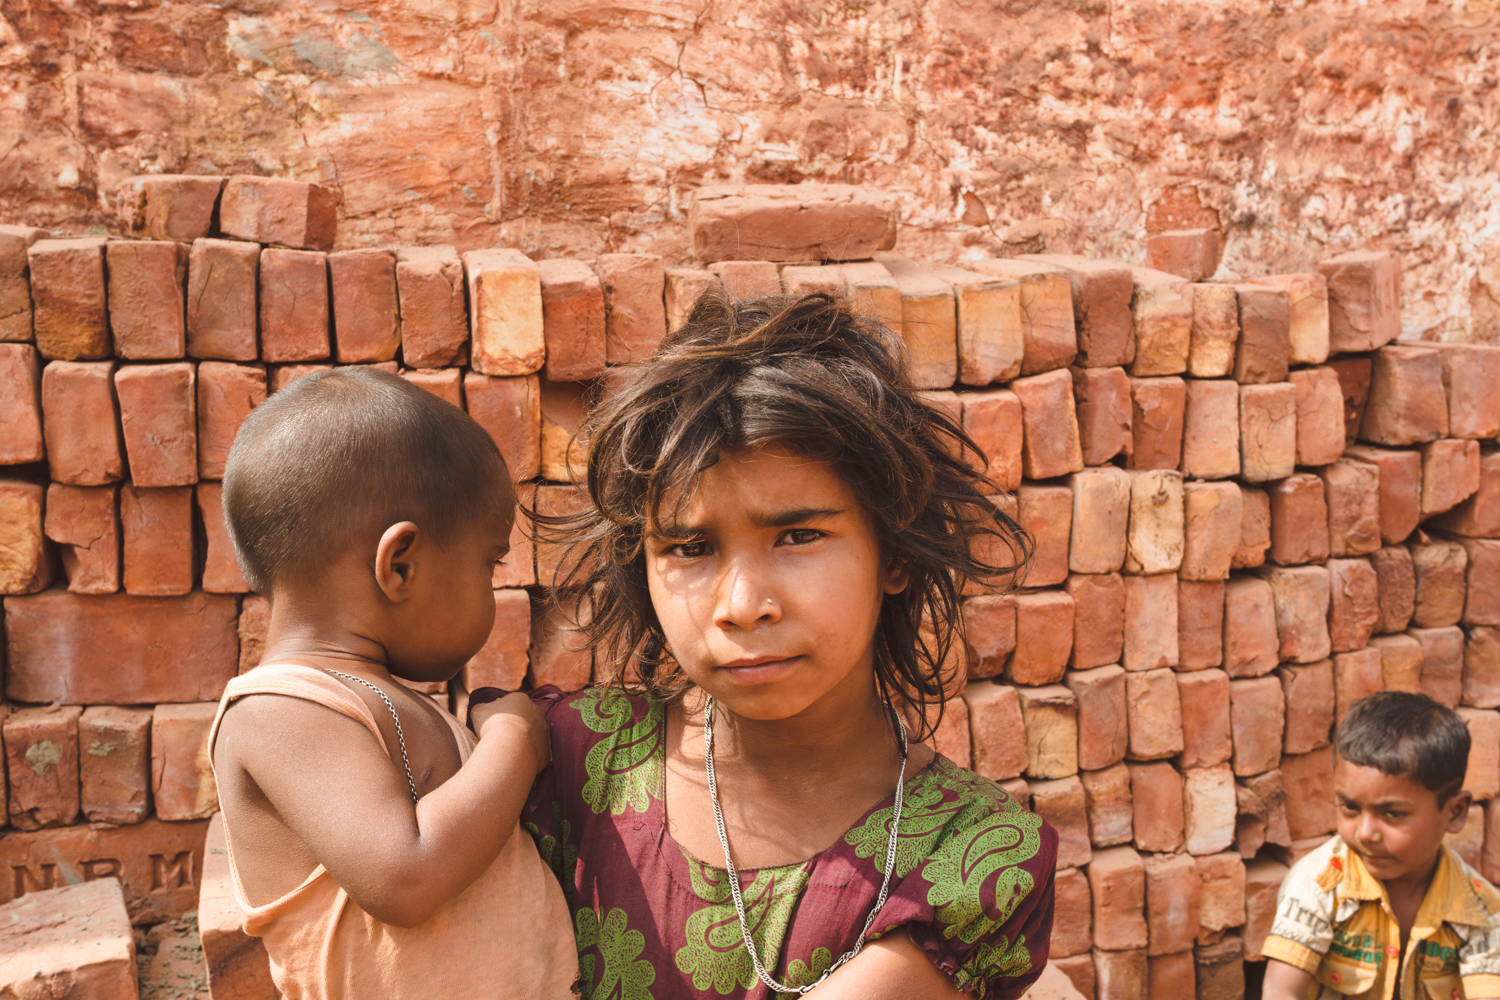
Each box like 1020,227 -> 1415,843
670,540 -> 709,558
780,529 -> 823,546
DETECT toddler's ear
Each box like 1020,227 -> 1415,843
374,521 -> 422,601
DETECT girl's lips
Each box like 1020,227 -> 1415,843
716,656 -> 800,684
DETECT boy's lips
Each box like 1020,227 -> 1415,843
715,655 -> 801,683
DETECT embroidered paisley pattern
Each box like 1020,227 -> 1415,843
527,686 -> 1056,999
674,852 -> 811,994
574,687 -> 665,816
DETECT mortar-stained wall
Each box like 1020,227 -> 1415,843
4,0 -> 1500,342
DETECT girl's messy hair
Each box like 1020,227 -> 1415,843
540,291 -> 1031,740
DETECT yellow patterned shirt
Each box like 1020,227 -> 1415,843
1264,836 -> 1500,1000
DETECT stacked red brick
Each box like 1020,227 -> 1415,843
3,182 -> 1499,1000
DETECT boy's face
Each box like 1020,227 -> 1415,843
1334,758 -> 1472,883
644,444 -> 906,722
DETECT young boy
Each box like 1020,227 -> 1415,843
208,367 -> 578,999
1263,692 -> 1500,1000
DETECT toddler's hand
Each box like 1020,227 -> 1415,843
471,693 -> 550,776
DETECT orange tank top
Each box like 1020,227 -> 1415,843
208,663 -> 579,1000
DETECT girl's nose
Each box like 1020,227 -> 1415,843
714,561 -> 781,630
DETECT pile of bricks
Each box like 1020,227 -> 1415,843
1,177 -> 1496,1000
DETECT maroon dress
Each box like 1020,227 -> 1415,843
517,685 -> 1058,1000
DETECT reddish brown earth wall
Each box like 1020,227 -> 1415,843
3,0 -> 1499,341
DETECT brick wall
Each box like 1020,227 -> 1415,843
3,178 -> 1499,1000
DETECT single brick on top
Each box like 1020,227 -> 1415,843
115,362 -> 198,487
116,174 -> 226,242
217,175 -> 338,251
596,254 -> 668,365
688,183 -> 897,263
1318,250 -> 1401,353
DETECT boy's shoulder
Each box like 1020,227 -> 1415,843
1281,835 -> 1500,929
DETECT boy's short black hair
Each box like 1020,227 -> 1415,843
1335,691 -> 1472,802
222,366 -> 511,593
542,291 -> 1032,739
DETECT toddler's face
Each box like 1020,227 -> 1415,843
644,444 -> 905,721
388,498 -> 516,683
1334,759 -> 1471,884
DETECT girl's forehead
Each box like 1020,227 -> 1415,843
651,447 -> 863,530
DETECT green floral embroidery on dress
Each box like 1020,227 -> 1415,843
526,806 -> 577,882
784,947 -> 833,989
975,933 -> 1032,978
674,852 -> 812,994
576,906 -> 657,1000
845,757 -> 1016,879
923,812 -> 1042,945
573,687 -> 665,816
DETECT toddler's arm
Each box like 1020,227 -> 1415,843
227,691 -> 547,927
1262,958 -> 1315,1000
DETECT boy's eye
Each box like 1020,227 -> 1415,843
779,529 -> 824,546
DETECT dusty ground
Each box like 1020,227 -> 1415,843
3,0 -> 1498,341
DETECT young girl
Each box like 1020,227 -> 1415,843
478,293 -> 1056,999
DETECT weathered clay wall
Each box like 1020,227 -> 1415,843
4,0 -> 1500,341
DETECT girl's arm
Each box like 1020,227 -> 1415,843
229,691 -> 547,928
1262,959 -> 1315,1000
806,931 -> 964,1000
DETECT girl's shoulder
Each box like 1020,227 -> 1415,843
529,683 -> 663,742
858,756 -> 1058,999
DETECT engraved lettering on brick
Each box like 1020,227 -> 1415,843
12,862 -> 57,896
151,850 -> 195,891
81,857 -> 122,881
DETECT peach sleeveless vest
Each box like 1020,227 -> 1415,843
208,663 -> 578,1000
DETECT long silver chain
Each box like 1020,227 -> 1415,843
703,696 -> 907,995
326,670 -> 420,804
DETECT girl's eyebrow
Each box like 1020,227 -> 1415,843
750,506 -> 845,528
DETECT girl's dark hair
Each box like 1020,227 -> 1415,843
1335,691 -> 1472,803
541,291 -> 1031,740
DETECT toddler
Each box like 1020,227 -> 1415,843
209,367 -> 578,999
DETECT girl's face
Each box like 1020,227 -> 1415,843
645,444 -> 907,721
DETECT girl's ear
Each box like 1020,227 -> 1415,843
374,521 -> 421,603
883,558 -> 910,595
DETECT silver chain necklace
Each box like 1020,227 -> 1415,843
703,696 -> 907,995
326,669 -> 420,804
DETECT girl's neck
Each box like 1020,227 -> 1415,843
679,663 -> 918,788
